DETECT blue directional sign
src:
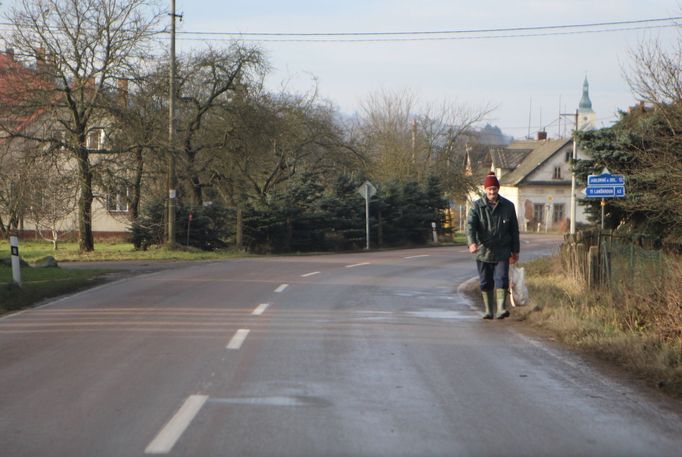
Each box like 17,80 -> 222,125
585,186 -> 625,198
585,172 -> 626,198
587,173 -> 624,186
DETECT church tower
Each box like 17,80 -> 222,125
578,76 -> 596,130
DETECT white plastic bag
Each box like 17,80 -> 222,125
510,265 -> 529,306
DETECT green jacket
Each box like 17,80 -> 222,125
467,195 -> 520,263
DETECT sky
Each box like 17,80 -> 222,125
3,0 -> 682,139
168,0 -> 682,140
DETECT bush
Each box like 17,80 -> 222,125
130,200 -> 234,251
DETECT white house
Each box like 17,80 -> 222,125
491,137 -> 591,232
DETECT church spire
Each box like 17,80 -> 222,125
579,76 -> 592,110
577,76 -> 596,130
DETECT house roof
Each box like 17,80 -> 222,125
0,53 -> 51,105
499,138 -> 572,186
490,143 -> 533,170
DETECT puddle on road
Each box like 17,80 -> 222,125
209,396 -> 330,408
406,309 -> 479,320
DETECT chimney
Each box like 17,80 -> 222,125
6,48 -> 15,60
537,130 -> 547,141
117,78 -> 129,107
36,47 -> 46,73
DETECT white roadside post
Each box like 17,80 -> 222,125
431,222 -> 437,243
357,181 -> 376,250
10,235 -> 22,287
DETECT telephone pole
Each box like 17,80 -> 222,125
167,0 -> 179,246
560,109 -> 579,235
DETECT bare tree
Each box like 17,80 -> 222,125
172,45 -> 266,206
618,36 -> 682,232
209,86 -> 362,248
0,139 -> 33,237
355,89 -> 494,199
625,37 -> 682,131
25,156 -> 79,249
357,89 -> 417,182
3,0 -> 162,251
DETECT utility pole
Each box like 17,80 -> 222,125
560,109 -> 579,235
569,109 -> 578,234
411,118 -> 417,163
167,0 -> 179,246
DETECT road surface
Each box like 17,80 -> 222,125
1,234 -> 681,456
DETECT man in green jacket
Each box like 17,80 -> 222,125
467,172 -> 520,319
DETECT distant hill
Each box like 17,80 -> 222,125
474,124 -> 513,145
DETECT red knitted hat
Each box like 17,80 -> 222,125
483,172 -> 499,189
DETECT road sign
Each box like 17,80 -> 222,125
357,181 -> 376,250
357,181 -> 377,199
585,172 -> 626,199
584,186 -> 626,198
587,173 -> 624,186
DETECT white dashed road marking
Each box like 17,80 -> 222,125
274,284 -> 288,293
301,271 -> 320,277
252,303 -> 270,315
345,262 -> 370,268
404,254 -> 429,259
226,329 -> 250,350
145,394 -> 208,454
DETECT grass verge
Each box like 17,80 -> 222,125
513,254 -> 682,399
0,265 -> 114,314
0,240 -> 246,263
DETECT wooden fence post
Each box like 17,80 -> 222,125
587,245 -> 599,289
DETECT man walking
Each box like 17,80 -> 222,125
467,172 -> 520,319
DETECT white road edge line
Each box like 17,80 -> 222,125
226,329 -> 250,349
345,262 -> 370,268
404,254 -> 430,259
144,394 -> 209,454
274,284 -> 288,293
252,303 -> 270,315
301,271 -> 320,277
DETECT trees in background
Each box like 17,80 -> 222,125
1,3 -> 481,253
353,89 -> 494,203
576,36 -> 682,245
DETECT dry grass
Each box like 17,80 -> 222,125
516,253 -> 682,398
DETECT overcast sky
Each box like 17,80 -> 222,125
168,0 -> 681,139
4,0 -> 681,139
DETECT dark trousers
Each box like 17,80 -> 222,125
476,260 -> 510,291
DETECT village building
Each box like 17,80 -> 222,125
465,78 -> 596,232
0,50 -> 130,242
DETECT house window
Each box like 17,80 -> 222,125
106,186 -> 128,212
565,151 -> 571,162
50,129 -> 67,150
87,128 -> 105,150
533,203 -> 544,223
553,203 -> 565,223
553,166 -> 562,179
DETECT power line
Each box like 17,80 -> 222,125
170,24 -> 677,43
1,17 -> 678,44
174,16 -> 681,38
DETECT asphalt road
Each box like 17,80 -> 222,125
1,234 -> 681,456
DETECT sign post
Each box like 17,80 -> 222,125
357,181 -> 377,250
10,235 -> 21,287
583,170 -> 626,229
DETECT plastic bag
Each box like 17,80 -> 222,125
510,265 -> 529,306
